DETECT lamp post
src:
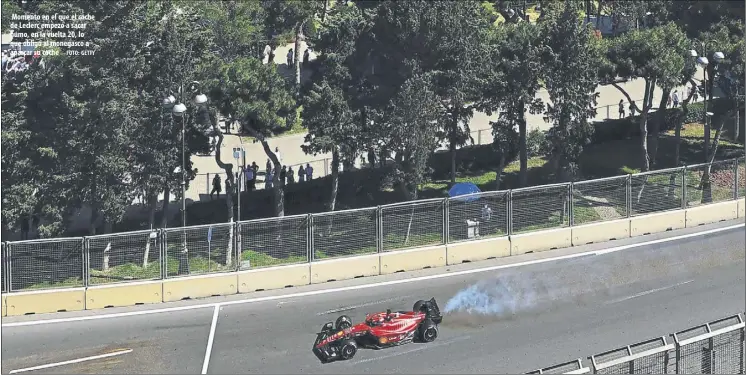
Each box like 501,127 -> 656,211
162,81 -> 208,275
233,147 -> 244,223
690,46 -> 725,164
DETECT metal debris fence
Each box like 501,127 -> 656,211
1,158 -> 743,291
529,313 -> 745,374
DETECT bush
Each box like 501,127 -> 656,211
526,128 -> 550,157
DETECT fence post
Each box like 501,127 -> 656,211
160,229 -> 167,279
234,221 -> 241,271
606,105 -> 610,119
675,336 -> 681,374
681,166 -> 688,209
738,327 -> 746,374
83,237 -> 89,288
569,182 -> 575,227
376,206 -> 383,253
507,190 -> 514,236
308,214 -> 314,262
444,198 -> 450,245
707,336 -> 714,374
5,242 -> 11,292
626,174 -> 632,218
734,158 -> 739,200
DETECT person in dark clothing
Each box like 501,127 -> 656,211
287,166 -> 296,184
210,174 -> 222,199
280,166 -> 287,186
298,165 -> 306,182
618,99 -> 625,118
303,49 -> 310,66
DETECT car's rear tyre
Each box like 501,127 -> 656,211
339,340 -> 358,360
335,315 -> 353,330
419,321 -> 438,343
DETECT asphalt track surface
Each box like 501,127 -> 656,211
2,220 -> 744,374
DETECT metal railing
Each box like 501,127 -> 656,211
530,313 -> 746,374
1,157 -> 743,292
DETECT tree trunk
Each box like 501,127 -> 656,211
449,109 -> 459,184
160,187 -> 170,229
669,79 -> 699,196
329,149 -> 340,212
210,116 -> 237,268
638,79 -> 653,172
650,86 -> 671,168
700,113 -> 729,203
322,0 -> 330,22
495,153 -> 506,190
143,192 -> 157,267
294,21 -> 306,94
518,102 -> 528,187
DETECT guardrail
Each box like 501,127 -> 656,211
529,313 -> 746,374
0,157 -> 744,316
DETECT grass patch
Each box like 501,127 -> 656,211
240,249 -> 306,268
25,277 -> 82,291
314,245 -> 377,260
421,156 -> 548,192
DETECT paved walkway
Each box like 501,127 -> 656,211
184,42 -> 707,201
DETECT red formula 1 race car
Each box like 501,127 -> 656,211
312,298 -> 443,363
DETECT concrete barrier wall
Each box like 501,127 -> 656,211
310,254 -> 380,284
685,201 -> 739,227
86,281 -> 163,309
630,210 -> 686,237
163,274 -> 238,302
511,227 -> 572,256
238,264 -> 310,293
447,237 -> 511,265
6,288 -> 85,316
380,245 -> 447,275
571,219 -> 631,246
2,203 -> 742,315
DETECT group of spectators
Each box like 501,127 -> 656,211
208,147 -> 316,200
2,48 -> 35,75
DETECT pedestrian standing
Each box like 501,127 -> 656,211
280,166 -> 287,186
618,100 -> 625,118
306,163 -> 314,180
246,165 -> 255,191
287,48 -> 294,67
672,90 -> 680,107
210,174 -> 222,199
303,48 -> 310,66
288,166 -> 296,184
298,164 -> 306,182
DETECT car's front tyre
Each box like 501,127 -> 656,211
339,339 -> 358,360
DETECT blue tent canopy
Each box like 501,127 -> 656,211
448,182 -> 481,202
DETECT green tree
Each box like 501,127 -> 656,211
485,21 -> 544,187
604,22 -> 691,172
376,73 -> 441,200
541,1 -> 602,181
204,57 -> 296,217
301,80 -> 359,212
262,0 -> 324,92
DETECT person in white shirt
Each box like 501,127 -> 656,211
274,147 -> 282,165
672,90 -> 680,107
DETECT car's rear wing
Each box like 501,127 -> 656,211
427,297 -> 443,324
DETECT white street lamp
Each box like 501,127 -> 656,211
697,56 -> 709,67
194,93 -> 208,106
172,102 -> 187,116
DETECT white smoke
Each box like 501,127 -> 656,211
442,239 -> 744,319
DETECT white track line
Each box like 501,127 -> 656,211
605,280 -> 694,304
2,223 -> 742,328
201,305 -> 220,374
8,349 -> 133,374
